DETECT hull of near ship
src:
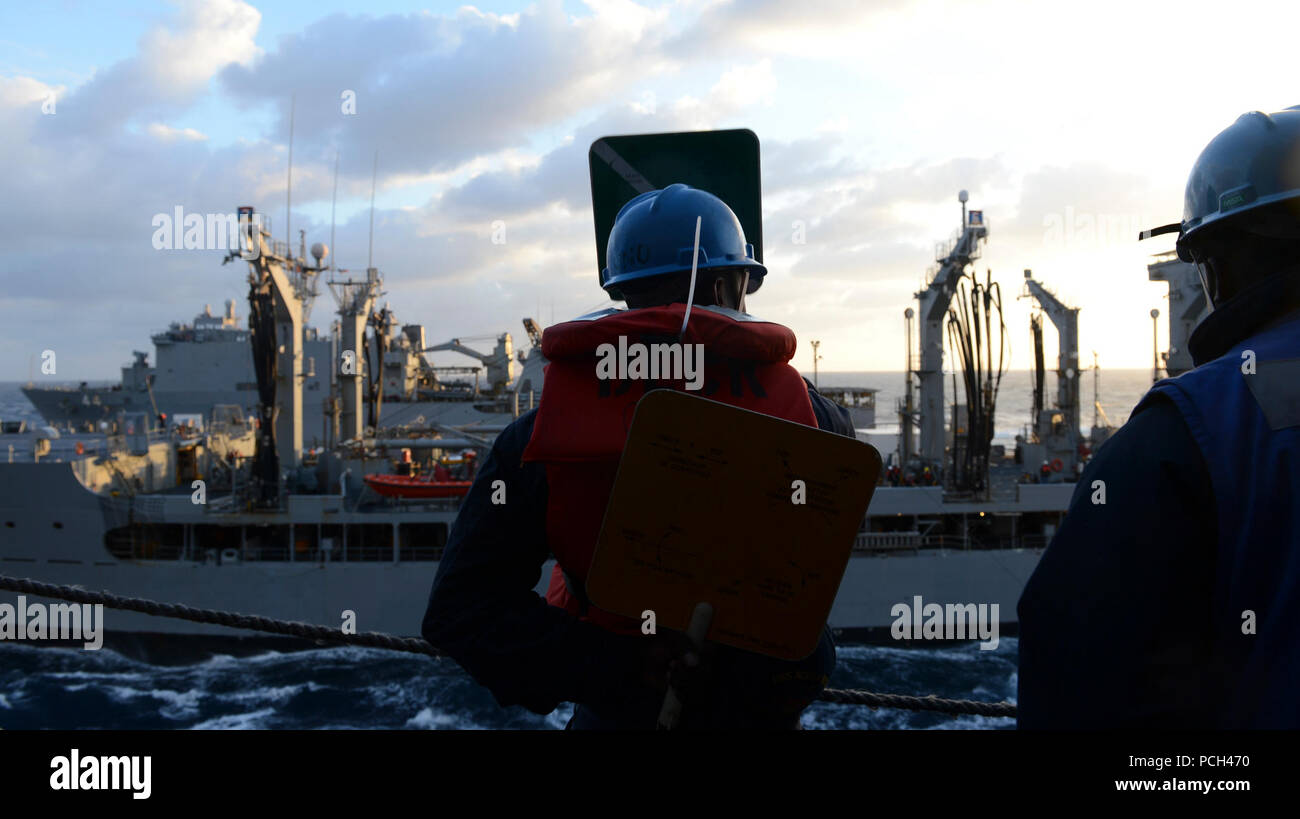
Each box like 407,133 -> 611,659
0,462 -> 1044,645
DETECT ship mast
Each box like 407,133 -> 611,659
236,208 -> 311,504
328,153 -> 384,444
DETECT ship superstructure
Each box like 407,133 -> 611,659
22,296 -> 541,446
1147,250 -> 1211,378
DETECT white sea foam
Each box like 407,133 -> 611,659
405,707 -> 479,730
103,685 -> 203,720
48,670 -> 149,682
189,708 -> 277,730
214,682 -> 320,705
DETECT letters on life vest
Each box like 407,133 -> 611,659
522,304 -> 881,653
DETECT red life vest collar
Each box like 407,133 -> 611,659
523,305 -> 813,463
541,305 -> 799,365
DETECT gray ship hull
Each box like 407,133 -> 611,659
22,386 -> 148,425
0,461 -> 1046,645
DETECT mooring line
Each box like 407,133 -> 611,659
0,574 -> 1017,719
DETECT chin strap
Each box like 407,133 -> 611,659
678,216 -> 702,343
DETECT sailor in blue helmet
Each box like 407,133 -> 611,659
1018,107 -> 1300,728
422,184 -> 854,729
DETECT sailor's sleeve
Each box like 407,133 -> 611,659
420,411 -> 644,716
803,379 -> 856,438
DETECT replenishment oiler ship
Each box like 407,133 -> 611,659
0,193 -> 1207,651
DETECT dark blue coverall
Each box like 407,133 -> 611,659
1018,272 -> 1300,728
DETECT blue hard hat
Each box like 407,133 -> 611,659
600,183 -> 766,300
1142,106 -> 1300,258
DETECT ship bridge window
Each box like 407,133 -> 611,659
242,525 -> 291,561
399,523 -> 448,561
193,524 -> 241,557
344,524 -> 393,561
103,524 -> 184,560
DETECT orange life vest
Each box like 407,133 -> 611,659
521,304 -> 818,635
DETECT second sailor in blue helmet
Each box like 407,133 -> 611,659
1018,107 -> 1300,728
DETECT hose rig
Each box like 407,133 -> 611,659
904,190 -> 990,476
945,268 -> 1008,495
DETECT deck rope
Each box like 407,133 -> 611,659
0,574 -> 1016,719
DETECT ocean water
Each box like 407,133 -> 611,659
802,368 -> 1157,445
0,640 -> 1019,731
0,379 -> 1049,730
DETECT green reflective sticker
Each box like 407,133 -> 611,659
1221,192 -> 1247,211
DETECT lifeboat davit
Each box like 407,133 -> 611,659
363,474 -> 473,499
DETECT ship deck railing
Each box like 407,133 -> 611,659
853,531 -> 1052,554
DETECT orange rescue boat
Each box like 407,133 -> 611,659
363,474 -> 473,499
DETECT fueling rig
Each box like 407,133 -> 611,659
895,193 -> 1125,494
898,191 -> 1007,497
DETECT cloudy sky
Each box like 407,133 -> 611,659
2,0 -> 1298,381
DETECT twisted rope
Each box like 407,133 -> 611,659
0,574 -> 1016,718
816,686 -> 1016,717
0,574 -> 435,656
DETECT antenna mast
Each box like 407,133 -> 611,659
286,94 -> 295,258
330,151 -> 339,274
367,151 -> 378,271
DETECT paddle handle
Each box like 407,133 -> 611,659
656,602 -> 714,731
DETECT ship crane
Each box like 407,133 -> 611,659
225,206 -> 327,505
521,318 -> 543,354
904,190 -> 989,466
514,317 -> 544,370
1018,269 -> 1081,475
422,335 -> 515,394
